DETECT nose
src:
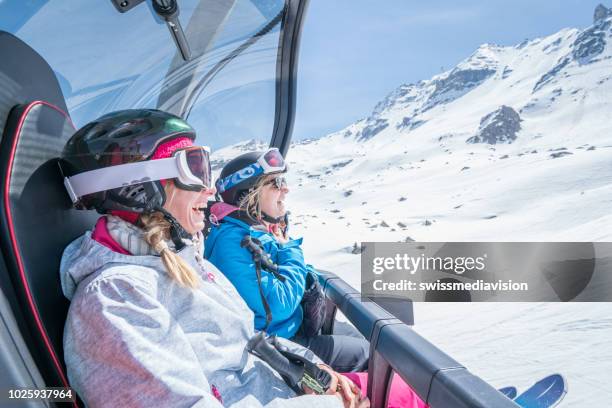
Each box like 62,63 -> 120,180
281,184 -> 289,194
202,186 -> 216,197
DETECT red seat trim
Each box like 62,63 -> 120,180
3,100 -> 78,407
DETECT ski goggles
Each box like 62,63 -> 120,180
215,148 -> 286,194
63,146 -> 212,203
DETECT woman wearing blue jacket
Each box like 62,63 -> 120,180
205,149 -> 369,372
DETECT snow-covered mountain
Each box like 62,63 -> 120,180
212,6 -> 612,406
215,4 -> 612,262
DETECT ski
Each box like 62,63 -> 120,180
513,374 -> 567,408
499,386 -> 517,399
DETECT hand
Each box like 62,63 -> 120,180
315,365 -> 370,408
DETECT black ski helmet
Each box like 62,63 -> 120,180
61,109 -> 196,213
218,150 -> 286,205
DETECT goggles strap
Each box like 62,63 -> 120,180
216,162 -> 265,193
65,157 -> 181,203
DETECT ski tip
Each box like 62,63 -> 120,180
499,386 -> 518,399
514,373 -> 567,408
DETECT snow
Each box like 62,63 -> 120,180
212,11 -> 612,406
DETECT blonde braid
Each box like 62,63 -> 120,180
139,212 -> 200,289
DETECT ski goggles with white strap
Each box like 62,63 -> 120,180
215,148 -> 286,194
63,146 -> 212,203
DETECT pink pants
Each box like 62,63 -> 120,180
342,372 -> 429,408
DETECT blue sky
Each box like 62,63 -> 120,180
0,0 -> 606,148
294,0 -> 607,140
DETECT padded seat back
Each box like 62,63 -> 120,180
0,101 -> 98,397
0,31 -> 98,403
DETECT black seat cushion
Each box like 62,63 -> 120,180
0,101 -> 98,394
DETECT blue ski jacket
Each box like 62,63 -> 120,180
205,212 -> 311,338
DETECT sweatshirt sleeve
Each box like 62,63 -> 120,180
208,227 -> 308,327
64,272 -> 342,408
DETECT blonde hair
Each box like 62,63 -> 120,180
138,211 -> 200,289
238,175 -> 271,222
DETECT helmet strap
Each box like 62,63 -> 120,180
153,205 -> 192,251
261,211 -> 284,224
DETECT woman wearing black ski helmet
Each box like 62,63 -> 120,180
62,108 -> 212,252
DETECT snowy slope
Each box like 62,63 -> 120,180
212,6 -> 612,406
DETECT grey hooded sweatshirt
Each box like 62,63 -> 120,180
60,221 -> 342,408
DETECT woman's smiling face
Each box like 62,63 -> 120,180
259,175 -> 289,219
163,181 -> 215,234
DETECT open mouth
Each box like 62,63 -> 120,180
192,202 -> 208,212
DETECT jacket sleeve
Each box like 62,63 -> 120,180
64,273 -> 228,408
65,272 -> 342,408
208,227 -> 308,326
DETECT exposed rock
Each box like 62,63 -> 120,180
330,209 -> 340,213
424,68 -> 497,111
466,106 -> 521,144
543,38 -> 562,53
550,151 -> 574,159
397,222 -> 408,228
236,139 -> 267,152
397,117 -> 426,131
351,242 -> 363,254
533,57 -> 571,92
501,66 -> 514,79
355,118 -> 389,141
500,155 -> 509,159
398,197 -> 407,202
380,221 -> 390,228
343,190 -> 353,197
572,18 -> 610,63
483,215 -> 497,219
404,236 -> 415,242
371,83 -> 417,116
461,166 -> 471,171
331,159 -> 353,169
594,4 -> 612,23
535,5 -> 611,93
423,220 -> 432,226
587,146 -> 596,151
